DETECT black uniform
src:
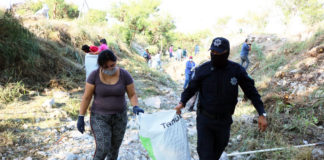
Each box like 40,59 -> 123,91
180,60 -> 265,159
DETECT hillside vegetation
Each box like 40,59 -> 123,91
1,0 -> 324,159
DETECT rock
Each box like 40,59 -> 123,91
188,127 -> 197,136
143,96 -> 161,108
67,121 -> 75,130
37,151 -> 47,156
290,69 -> 300,73
290,82 -> 298,88
303,140 -> 308,144
127,118 -> 139,129
36,118 -> 41,123
60,127 -> 66,133
53,91 -> 70,99
28,91 -> 39,96
42,98 -> 55,108
232,154 -> 244,160
312,148 -> 324,160
296,84 -> 306,96
65,153 -> 78,160
237,135 -> 242,141
219,152 -> 229,160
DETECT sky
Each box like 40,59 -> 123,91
0,0 -> 276,33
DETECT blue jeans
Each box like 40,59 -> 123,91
183,73 -> 193,89
240,55 -> 250,70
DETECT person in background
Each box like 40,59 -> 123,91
182,48 -> 187,59
156,51 -> 162,69
82,44 -> 99,55
77,50 -> 144,160
175,37 -> 267,160
240,38 -> 251,70
169,45 -> 174,58
94,38 -> 109,54
195,44 -> 200,55
176,47 -> 182,61
183,56 -> 195,89
143,48 -> 151,63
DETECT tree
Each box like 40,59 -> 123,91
84,9 -> 106,24
275,0 -> 324,25
172,30 -> 210,55
110,0 -> 161,44
145,14 -> 176,51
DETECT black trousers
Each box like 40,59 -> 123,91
196,113 -> 232,160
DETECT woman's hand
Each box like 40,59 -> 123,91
133,106 -> 144,115
77,115 -> 85,134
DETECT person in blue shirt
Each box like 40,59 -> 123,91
142,49 -> 151,63
195,44 -> 200,55
183,56 -> 195,89
240,39 -> 251,70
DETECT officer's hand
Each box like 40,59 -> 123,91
77,115 -> 85,134
174,103 -> 184,115
133,106 -> 144,115
258,116 -> 267,132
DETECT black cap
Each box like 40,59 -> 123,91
209,37 -> 230,53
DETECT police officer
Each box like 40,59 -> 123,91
175,37 -> 267,160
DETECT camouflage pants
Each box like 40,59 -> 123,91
90,111 -> 128,160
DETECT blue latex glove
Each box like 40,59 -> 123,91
133,106 -> 144,115
77,115 -> 85,134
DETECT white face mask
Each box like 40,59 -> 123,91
102,67 -> 117,76
189,59 -> 192,61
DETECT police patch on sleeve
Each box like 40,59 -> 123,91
230,77 -> 237,85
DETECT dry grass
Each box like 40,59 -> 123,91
0,88 -> 83,159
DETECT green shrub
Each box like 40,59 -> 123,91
83,9 -> 107,24
16,0 -> 79,19
251,43 -> 264,60
264,55 -> 286,73
0,82 -> 26,104
280,41 -> 306,54
62,98 -> 80,119
28,0 -> 43,12
65,4 -> 79,19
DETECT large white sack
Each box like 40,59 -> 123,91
85,54 -> 98,80
139,110 -> 191,160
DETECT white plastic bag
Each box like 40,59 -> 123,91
139,110 -> 191,160
85,54 -> 98,80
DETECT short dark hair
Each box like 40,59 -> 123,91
97,50 -> 117,67
245,39 -> 249,43
100,39 -> 107,44
81,45 -> 90,53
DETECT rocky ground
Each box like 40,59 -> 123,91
3,85 -> 322,160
